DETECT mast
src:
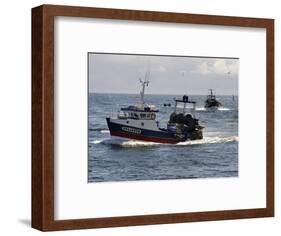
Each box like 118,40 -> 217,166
139,69 -> 150,105
209,89 -> 213,97
139,79 -> 149,105
208,89 -> 215,99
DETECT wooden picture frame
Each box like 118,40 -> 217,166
32,4 -> 274,231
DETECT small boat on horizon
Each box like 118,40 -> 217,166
106,76 -> 204,144
204,89 -> 221,108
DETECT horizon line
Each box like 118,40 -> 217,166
89,91 -> 239,96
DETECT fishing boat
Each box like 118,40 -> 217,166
204,89 -> 221,108
106,76 -> 204,144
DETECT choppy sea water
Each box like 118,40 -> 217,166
88,93 -> 238,182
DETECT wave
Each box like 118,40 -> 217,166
91,136 -> 238,147
176,136 -> 238,145
196,107 -> 231,111
196,107 -> 206,111
100,130 -> 110,134
218,107 -> 231,111
92,138 -> 158,146
89,128 -> 110,133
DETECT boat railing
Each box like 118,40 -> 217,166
206,94 -> 216,99
174,96 -> 197,118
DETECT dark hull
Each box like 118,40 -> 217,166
106,118 -> 202,144
205,99 -> 221,108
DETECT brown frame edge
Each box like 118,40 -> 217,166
32,4 -> 274,231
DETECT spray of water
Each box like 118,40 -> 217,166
91,136 -> 238,147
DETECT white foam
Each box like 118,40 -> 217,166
196,107 -> 231,111
91,139 -> 105,144
176,136 -> 238,145
100,130 -> 110,134
196,107 -> 206,111
120,140 -> 160,147
218,107 -> 231,111
102,138 -> 160,146
91,136 -> 238,147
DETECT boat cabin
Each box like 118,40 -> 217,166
118,105 -> 158,120
174,95 -> 196,115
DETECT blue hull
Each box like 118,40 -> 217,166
106,118 -> 190,144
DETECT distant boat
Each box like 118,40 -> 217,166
106,74 -> 204,143
204,89 -> 221,108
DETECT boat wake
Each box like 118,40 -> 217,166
91,136 -> 238,147
100,130 -> 110,134
176,136 -> 238,145
196,107 -> 207,111
196,107 -> 231,111
91,139 -> 157,147
89,128 -> 110,133
218,107 -> 231,111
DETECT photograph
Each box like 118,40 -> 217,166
30,3 -> 274,231
88,53 -> 239,183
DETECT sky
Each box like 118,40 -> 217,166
88,53 -> 239,95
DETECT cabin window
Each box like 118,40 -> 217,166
126,121 -> 129,124
141,122 -> 144,126
130,113 -> 138,119
140,113 -> 146,118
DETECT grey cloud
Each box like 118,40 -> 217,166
89,53 -> 238,95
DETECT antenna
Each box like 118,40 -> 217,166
144,63 -> 151,83
139,65 -> 151,105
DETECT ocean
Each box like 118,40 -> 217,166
88,93 -> 238,183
